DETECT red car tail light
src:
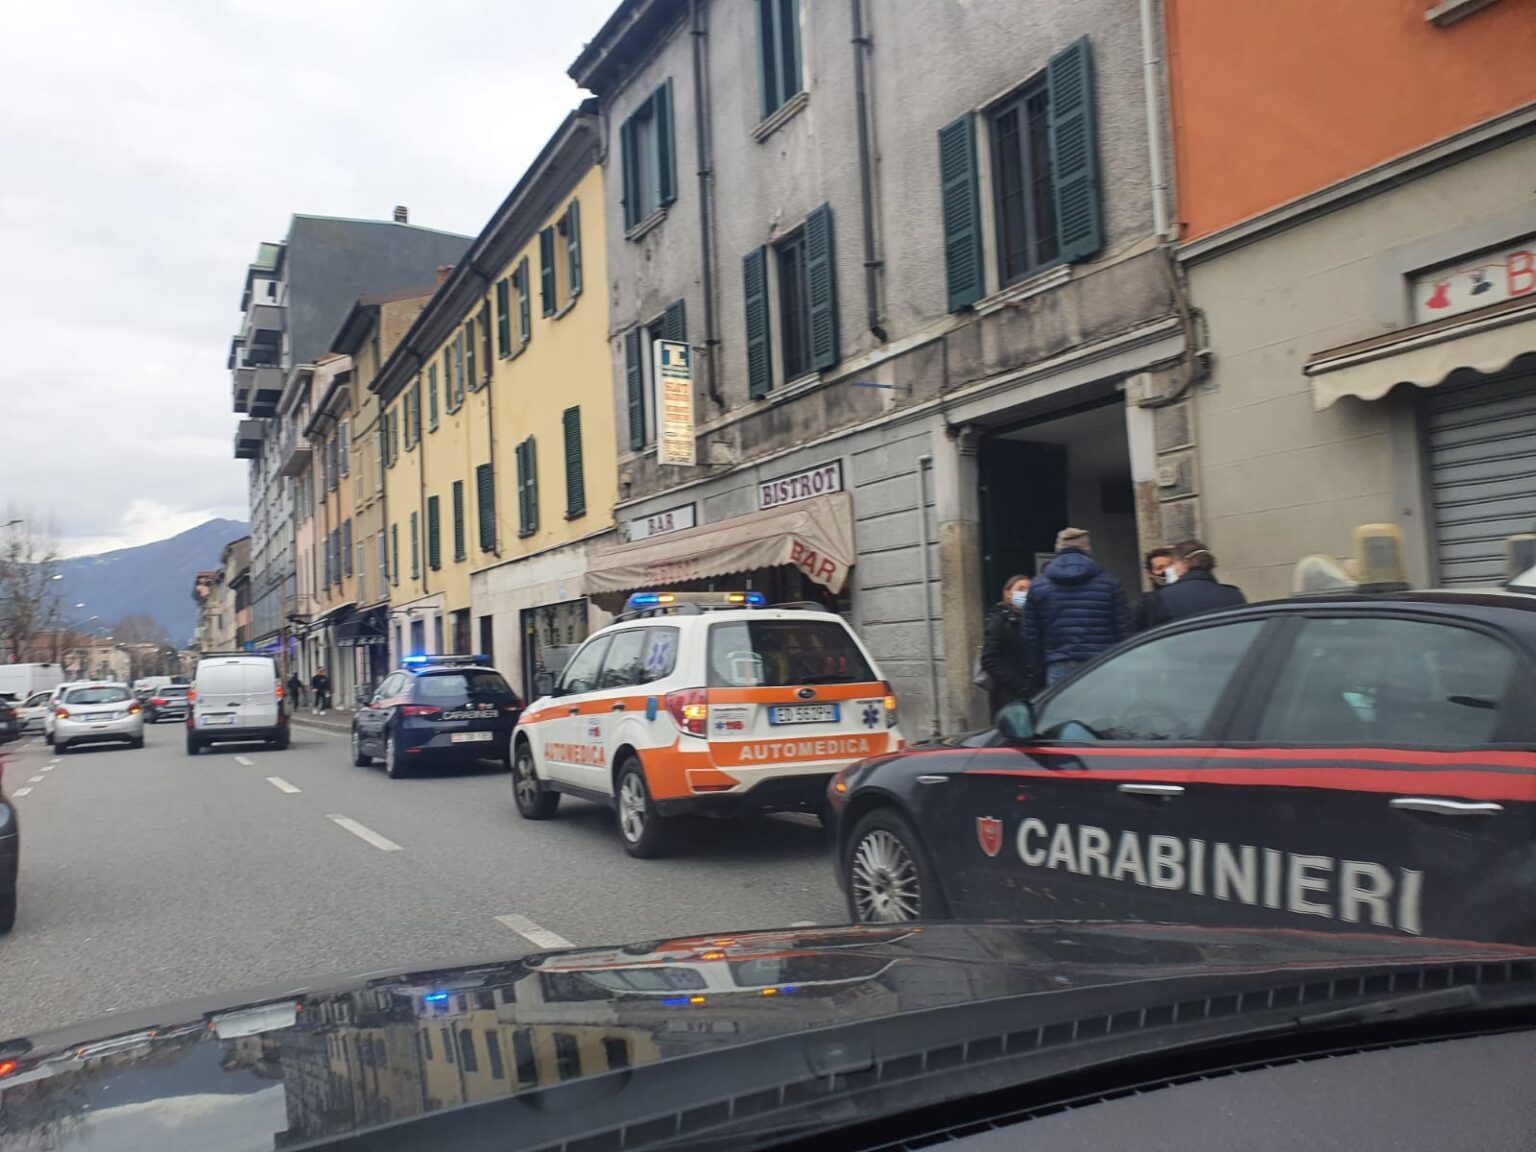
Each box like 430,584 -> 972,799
666,689 -> 708,737
400,704 -> 442,718
128,703 -> 141,715
54,707 -> 69,720
151,698 -> 166,707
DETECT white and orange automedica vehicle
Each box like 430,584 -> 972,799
511,592 -> 904,857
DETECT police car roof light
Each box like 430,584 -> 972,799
403,653 -> 492,668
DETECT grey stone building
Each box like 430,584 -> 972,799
570,0 -> 1186,732
230,214 -> 469,663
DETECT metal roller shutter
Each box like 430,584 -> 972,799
1426,368 -> 1536,586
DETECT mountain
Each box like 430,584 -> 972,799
55,519 -> 249,645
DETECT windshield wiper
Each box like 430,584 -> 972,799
1290,983 -> 1480,1029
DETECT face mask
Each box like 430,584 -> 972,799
1010,590 -> 1028,609
1164,569 -> 1179,585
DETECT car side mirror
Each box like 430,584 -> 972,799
533,672 -> 556,699
995,701 -> 1035,743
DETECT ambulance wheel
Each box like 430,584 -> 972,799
513,741 -> 559,820
615,755 -> 672,859
844,808 -> 948,924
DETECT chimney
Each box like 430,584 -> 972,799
393,205 -> 409,224
436,264 -> 454,287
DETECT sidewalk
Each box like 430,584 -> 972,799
288,706 -> 352,735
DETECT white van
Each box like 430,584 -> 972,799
187,655 -> 287,754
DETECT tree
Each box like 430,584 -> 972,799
0,513 -> 65,664
112,613 -> 171,646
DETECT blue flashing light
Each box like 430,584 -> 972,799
424,992 -> 450,1003
402,654 -> 430,666
630,593 -> 662,607
659,996 -> 691,1007
744,591 -> 766,605
778,985 -> 798,994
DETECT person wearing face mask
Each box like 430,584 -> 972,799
1132,548 -> 1174,633
1142,538 -> 1246,628
979,575 -> 1035,717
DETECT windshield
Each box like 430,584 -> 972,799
416,671 -> 516,701
61,687 -> 131,705
707,620 -> 876,686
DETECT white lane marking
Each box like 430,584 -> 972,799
47,760 -> 59,767
40,765 -> 53,773
266,776 -> 302,794
13,787 -> 31,797
788,921 -> 818,928
326,814 -> 402,852
27,776 -> 44,784
233,755 -> 256,767
495,914 -> 574,950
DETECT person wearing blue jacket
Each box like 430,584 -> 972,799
1022,528 -> 1132,686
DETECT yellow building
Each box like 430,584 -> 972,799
373,108 -> 615,689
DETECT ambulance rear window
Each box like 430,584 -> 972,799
706,620 -> 876,687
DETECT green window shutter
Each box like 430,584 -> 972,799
624,328 -> 645,450
495,279 -> 511,356
411,383 -> 422,441
620,117 -> 638,229
516,258 -> 531,343
743,247 -> 772,398
428,365 -> 439,428
476,463 -> 495,553
539,227 -> 556,316
427,496 -> 441,571
409,512 -> 419,580
454,333 -> 466,404
465,321 -> 478,391
452,480 -> 465,561
479,301 -> 492,381
805,203 -> 839,371
1047,36 -> 1103,264
655,80 -> 676,207
566,200 -> 582,297
563,406 -> 585,517
662,298 -> 687,343
514,441 -> 527,533
938,113 -> 985,311
390,524 -> 399,584
524,437 -> 539,535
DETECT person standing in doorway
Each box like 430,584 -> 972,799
310,668 -> 331,716
1142,539 -> 1246,627
1022,528 -> 1131,686
1132,547 -> 1174,632
286,672 -> 304,714
980,575 -> 1034,718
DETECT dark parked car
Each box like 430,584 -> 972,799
350,654 -> 522,778
0,701 -> 19,745
830,590 -> 1536,945
143,684 -> 191,723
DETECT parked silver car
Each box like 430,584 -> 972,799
143,683 -> 191,724
15,690 -> 54,733
53,683 -> 145,753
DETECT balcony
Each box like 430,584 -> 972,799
280,433 -> 312,477
234,420 -> 266,460
248,367 -> 283,418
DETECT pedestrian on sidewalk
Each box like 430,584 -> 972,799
310,668 -> 331,716
1132,547 -> 1174,632
1140,539 -> 1246,628
286,673 -> 304,713
1022,527 -> 1131,687
979,575 -> 1035,719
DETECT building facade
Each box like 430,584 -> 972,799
571,0 -> 1181,732
1168,0 -> 1536,594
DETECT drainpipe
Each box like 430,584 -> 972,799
1138,0 -> 1171,241
691,0 -> 722,407
914,454 -> 941,737
850,0 -> 885,341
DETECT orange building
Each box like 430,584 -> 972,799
1167,0 -> 1536,594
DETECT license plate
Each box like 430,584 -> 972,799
202,715 -> 235,726
450,731 -> 494,743
769,704 -> 839,725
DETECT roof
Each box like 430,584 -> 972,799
569,0 -> 685,95
329,283 -> 439,356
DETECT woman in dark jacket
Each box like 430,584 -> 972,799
1141,539 -> 1246,628
980,575 -> 1034,718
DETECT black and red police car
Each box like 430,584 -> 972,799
350,654 -> 522,778
829,588 -> 1536,945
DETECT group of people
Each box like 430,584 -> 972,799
285,669 -> 332,716
979,527 -> 1245,715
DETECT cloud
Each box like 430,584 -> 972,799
0,0 -> 613,558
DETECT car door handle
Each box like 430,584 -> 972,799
916,775 -> 947,784
568,705 -> 580,716
611,703 -> 626,712
1390,797 -> 1503,817
1117,783 -> 1185,796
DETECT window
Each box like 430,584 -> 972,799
598,630 -> 646,688
495,278 -> 512,356
557,635 -> 611,695
553,1034 -> 580,1081
341,519 -> 353,577
426,496 -> 441,571
339,419 -> 350,477
387,405 -> 399,465
465,319 -> 478,392
379,533 -> 389,592
457,1030 -> 479,1073
433,614 -> 444,653
1256,618 -> 1519,746
428,364 -> 439,429
603,1038 -> 630,1070
1033,621 -> 1264,742
409,380 -> 422,445
562,406 -> 585,518
515,436 -> 538,537
744,203 -> 836,396
484,1031 -> 505,1080
479,300 -> 492,382
707,620 -> 875,687
539,226 -> 557,316
421,1028 -> 432,1060
624,300 -> 686,450
452,480 -> 466,561
619,81 -> 676,230
476,462 -> 496,553
515,258 -> 532,345
441,1026 -> 454,1064
442,347 -> 456,412
939,38 -> 1101,311
326,437 -> 339,489
512,1032 -> 536,1087
756,0 -> 802,118
409,512 -> 419,580
564,200 -> 582,298
416,671 -> 516,702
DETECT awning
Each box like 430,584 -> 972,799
1305,296 -> 1535,410
335,607 -> 388,648
306,602 -> 356,635
586,492 -> 857,603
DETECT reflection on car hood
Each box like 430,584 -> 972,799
1,922 -> 1530,1150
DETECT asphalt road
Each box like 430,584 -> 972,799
0,718 -> 846,1038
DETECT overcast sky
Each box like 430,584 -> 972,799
0,0 -> 614,557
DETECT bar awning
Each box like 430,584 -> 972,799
1305,296 -> 1535,410
586,492 -> 856,603
335,607 -> 388,648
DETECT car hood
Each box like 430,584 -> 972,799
2,922 -> 1530,1150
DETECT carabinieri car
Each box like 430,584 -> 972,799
350,654 -> 523,778
829,589 -> 1536,945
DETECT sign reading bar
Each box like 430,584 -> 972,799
758,461 -> 843,511
654,339 -> 696,467
1412,237 -> 1535,323
626,503 -> 697,542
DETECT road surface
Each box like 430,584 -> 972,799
0,719 -> 845,1037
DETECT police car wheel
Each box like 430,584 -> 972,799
513,743 -> 559,819
350,728 -> 372,767
384,730 -> 411,779
616,757 -> 671,859
845,809 -> 947,924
